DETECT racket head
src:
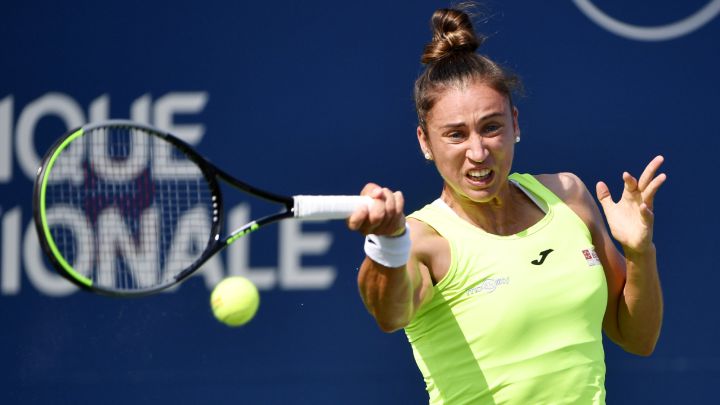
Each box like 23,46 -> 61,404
32,120 -> 224,296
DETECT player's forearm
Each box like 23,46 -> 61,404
617,243 -> 663,356
358,257 -> 415,333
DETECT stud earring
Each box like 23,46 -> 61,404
424,152 -> 433,160
515,136 -> 521,143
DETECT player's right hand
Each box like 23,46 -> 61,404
347,183 -> 406,237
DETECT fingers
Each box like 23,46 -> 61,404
642,172 -> 667,210
347,183 -> 379,231
639,202 -> 655,227
368,188 -> 405,235
596,157 -> 666,236
623,171 -> 639,193
348,183 -> 406,236
360,182 -> 381,197
595,181 -> 614,210
637,155 -> 664,191
347,202 -> 369,231
629,156 -> 667,208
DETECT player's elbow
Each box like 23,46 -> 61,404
626,347 -> 655,357
625,341 -> 657,357
360,296 -> 411,333
636,347 -> 656,357
375,317 -> 408,333
621,335 -> 659,357
372,308 -> 412,333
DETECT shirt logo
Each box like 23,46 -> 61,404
582,247 -> 602,266
531,249 -> 554,265
466,277 -> 510,296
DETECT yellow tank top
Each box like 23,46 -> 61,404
405,173 -> 607,404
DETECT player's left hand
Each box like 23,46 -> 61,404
596,155 -> 667,255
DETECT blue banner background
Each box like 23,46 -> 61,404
1,0 -> 718,403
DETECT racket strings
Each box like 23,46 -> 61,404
44,126 -> 215,292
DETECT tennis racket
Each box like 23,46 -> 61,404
32,120 -> 369,297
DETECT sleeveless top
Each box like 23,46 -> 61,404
405,173 -> 607,404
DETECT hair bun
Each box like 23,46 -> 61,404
421,8 -> 484,64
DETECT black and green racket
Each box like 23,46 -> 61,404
32,120 -> 369,297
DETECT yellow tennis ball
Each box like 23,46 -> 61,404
210,277 -> 260,327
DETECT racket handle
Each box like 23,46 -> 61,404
293,195 -> 372,220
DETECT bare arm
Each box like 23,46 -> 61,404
594,156 -> 666,355
348,184 -> 434,333
540,157 -> 666,355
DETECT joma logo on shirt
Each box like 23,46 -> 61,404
531,249 -> 554,265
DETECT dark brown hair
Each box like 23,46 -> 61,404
414,6 -> 522,131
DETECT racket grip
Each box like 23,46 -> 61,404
293,195 -> 372,220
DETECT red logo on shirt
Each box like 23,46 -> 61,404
581,248 -> 601,266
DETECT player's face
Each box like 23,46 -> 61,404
418,81 -> 519,205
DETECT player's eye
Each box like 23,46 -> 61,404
445,131 -> 466,142
482,123 -> 502,136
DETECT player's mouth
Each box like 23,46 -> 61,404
466,168 -> 493,186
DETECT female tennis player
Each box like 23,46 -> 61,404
348,6 -> 665,404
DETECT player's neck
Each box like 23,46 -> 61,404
441,182 -> 537,236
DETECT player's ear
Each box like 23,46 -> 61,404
417,126 -> 433,161
512,106 -> 521,143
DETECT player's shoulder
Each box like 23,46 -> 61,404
407,217 -> 445,257
407,216 -> 450,284
534,172 -> 592,206
534,172 -> 601,228
407,216 -> 442,245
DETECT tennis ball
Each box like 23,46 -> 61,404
210,276 -> 260,327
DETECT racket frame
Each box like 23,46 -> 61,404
33,120 -> 296,296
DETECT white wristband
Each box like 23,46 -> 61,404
364,224 -> 411,268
